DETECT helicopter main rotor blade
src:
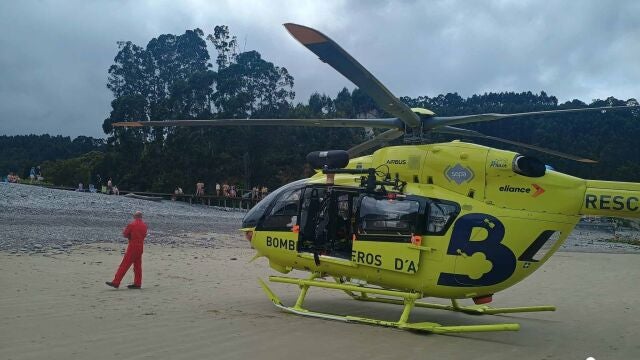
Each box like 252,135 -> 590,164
424,105 -> 637,130
284,23 -> 420,128
112,118 -> 404,129
435,126 -> 597,163
347,129 -> 405,158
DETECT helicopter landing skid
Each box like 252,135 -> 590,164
340,288 -> 556,316
258,275 -> 524,334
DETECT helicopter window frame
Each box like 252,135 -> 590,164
425,198 -> 460,236
243,179 -> 307,229
355,194 -> 423,243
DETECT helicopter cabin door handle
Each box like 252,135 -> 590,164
408,244 -> 435,252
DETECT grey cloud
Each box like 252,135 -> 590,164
0,0 -> 637,138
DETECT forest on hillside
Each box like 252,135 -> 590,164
3,26 -> 638,192
1,135 -> 104,182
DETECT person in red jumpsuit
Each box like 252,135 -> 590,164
106,211 -> 148,289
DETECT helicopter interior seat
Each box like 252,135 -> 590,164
328,212 -> 352,259
299,188 -> 321,252
309,189 -> 337,257
325,191 -> 357,259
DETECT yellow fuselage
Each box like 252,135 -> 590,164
248,141 -> 640,299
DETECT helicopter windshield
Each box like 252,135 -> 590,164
242,179 -> 307,228
260,188 -> 302,230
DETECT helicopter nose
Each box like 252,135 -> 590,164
241,229 -> 255,250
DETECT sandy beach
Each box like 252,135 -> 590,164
1,183 -> 640,359
2,246 -> 640,360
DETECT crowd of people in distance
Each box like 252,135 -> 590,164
4,166 -> 44,184
29,166 -> 44,183
106,178 -> 120,195
2,166 -> 274,206
216,182 -> 238,197
5,172 -> 21,183
76,174 -> 119,195
169,181 -> 269,200
2,167 -> 273,203
250,185 -> 269,200
0,166 -> 44,184
215,182 -> 269,199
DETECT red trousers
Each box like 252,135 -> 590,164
112,244 -> 143,286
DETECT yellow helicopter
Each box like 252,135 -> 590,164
115,23 -> 639,334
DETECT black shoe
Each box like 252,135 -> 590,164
127,284 -> 141,289
105,281 -> 119,289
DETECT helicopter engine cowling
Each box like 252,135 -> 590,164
512,155 -> 546,178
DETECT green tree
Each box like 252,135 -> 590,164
214,50 -> 294,117
107,41 -> 155,100
147,29 -> 212,100
207,25 -> 238,69
41,151 -> 105,187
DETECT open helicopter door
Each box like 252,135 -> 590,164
298,185 -> 359,262
351,194 -> 423,274
297,186 -> 424,273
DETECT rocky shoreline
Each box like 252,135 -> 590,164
1,183 -> 246,255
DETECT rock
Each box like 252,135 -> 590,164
33,244 -> 43,249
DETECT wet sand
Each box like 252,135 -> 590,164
1,244 -> 639,360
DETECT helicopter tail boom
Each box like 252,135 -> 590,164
581,180 -> 640,218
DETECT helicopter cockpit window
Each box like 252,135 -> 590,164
425,200 -> 459,235
243,179 -> 306,228
260,188 -> 302,230
357,196 -> 420,241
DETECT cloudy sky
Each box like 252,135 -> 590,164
0,0 -> 638,138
